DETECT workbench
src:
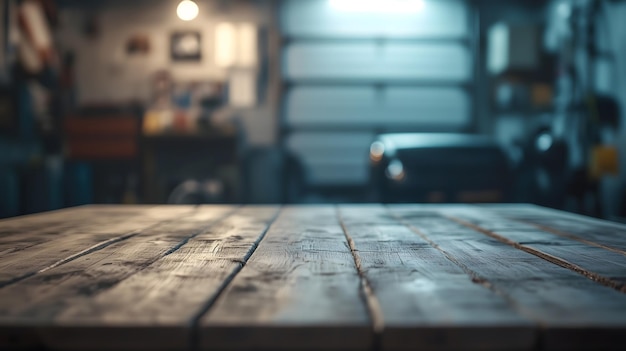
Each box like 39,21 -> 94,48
1,204 -> 626,351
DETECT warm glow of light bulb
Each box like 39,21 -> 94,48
386,159 -> 406,182
370,141 -> 385,162
177,0 -> 199,21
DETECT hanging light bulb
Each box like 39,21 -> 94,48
177,0 -> 199,21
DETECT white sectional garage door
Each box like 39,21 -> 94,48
281,0 -> 474,186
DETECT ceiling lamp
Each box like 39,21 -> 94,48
177,0 -> 199,21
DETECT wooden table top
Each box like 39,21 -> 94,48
1,204 -> 626,351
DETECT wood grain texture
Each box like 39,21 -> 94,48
390,205 -> 626,351
3,204 -> 626,351
480,204 -> 626,255
449,208 -> 626,290
200,206 -> 372,351
0,206 -> 195,287
0,205 -> 235,351
54,206 -> 278,351
339,205 -> 534,351
0,206 -> 155,257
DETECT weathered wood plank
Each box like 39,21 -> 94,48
0,205 -> 160,239
339,205 -> 534,351
0,206 -> 195,287
200,206 -> 372,351
0,206 -> 158,256
0,205 -> 98,227
390,205 -> 626,351
449,208 -> 626,290
0,206 -> 196,287
3,204 -> 626,351
479,204 -> 626,255
48,206 -> 280,351
0,205 -> 235,351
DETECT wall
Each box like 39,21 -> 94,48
56,0 -> 277,146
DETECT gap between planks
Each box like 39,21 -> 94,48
0,206 -> 209,289
0,230 -> 138,289
0,205 -> 254,351
197,206 -> 372,351
470,204 -> 626,257
385,207 -> 543,330
505,217 -> 626,258
336,206 -> 384,351
188,206 -> 283,351
447,216 -> 626,294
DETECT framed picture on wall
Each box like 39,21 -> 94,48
126,33 -> 151,56
170,31 -> 202,61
